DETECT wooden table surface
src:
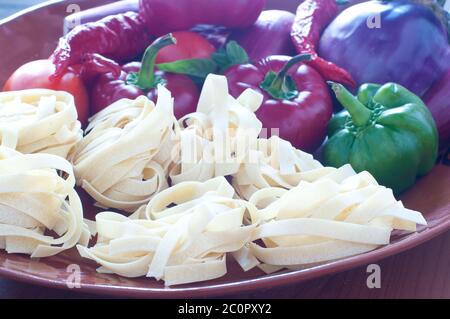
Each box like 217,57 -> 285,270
0,1 -> 449,300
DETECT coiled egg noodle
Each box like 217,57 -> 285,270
71,85 -> 179,212
170,74 -> 263,184
0,146 -> 90,258
232,136 -> 326,201
77,176 -> 257,286
239,165 -> 427,273
169,74 -> 335,202
0,89 -> 82,159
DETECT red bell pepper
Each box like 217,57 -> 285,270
224,54 -> 333,153
290,0 -> 356,87
90,34 -> 199,119
139,0 -> 266,37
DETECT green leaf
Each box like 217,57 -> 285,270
226,41 -> 249,65
156,58 -> 218,79
212,41 -> 249,73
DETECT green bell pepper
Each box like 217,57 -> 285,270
324,82 -> 439,194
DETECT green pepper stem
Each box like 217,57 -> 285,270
273,53 -> 312,86
134,34 -> 176,89
259,54 -> 312,100
329,82 -> 372,127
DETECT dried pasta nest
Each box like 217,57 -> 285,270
77,176 -> 257,286
243,165 -> 427,273
0,89 -> 82,159
0,146 -> 90,258
71,86 -> 179,212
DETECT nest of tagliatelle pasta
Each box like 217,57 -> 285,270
0,89 -> 90,257
0,89 -> 82,159
0,74 -> 428,287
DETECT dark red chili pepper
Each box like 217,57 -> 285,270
64,0 -> 140,34
90,34 -> 199,119
139,0 -> 266,37
51,12 -> 152,79
290,0 -> 356,87
224,54 -> 333,153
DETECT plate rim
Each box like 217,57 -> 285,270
1,219 -> 449,298
0,0 -> 65,25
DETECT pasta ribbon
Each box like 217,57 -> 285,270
232,136 -> 325,201
0,146 -> 90,258
0,89 -> 82,159
72,86 -> 179,212
77,176 -> 256,286
245,169 -> 427,271
170,74 -> 263,184
170,75 -> 336,201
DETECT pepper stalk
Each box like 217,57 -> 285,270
259,53 -> 312,100
127,34 -> 176,90
329,81 -> 372,127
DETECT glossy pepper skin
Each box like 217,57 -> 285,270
324,82 -> 439,194
52,12 -> 151,79
291,0 -> 356,87
229,10 -> 296,62
90,34 -> 199,118
139,0 -> 266,37
225,54 -> 333,153
318,0 -> 450,96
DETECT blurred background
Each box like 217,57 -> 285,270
0,0 -> 47,20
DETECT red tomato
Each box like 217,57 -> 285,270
3,59 -> 90,126
155,31 -> 216,64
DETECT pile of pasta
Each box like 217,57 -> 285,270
77,177 -> 257,286
0,89 -> 82,159
71,87 -> 179,212
171,74 -> 324,199
0,146 -> 90,258
77,74 -> 427,286
244,165 -> 427,273
169,74 -> 263,184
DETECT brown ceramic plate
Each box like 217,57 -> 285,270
0,0 -> 449,298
